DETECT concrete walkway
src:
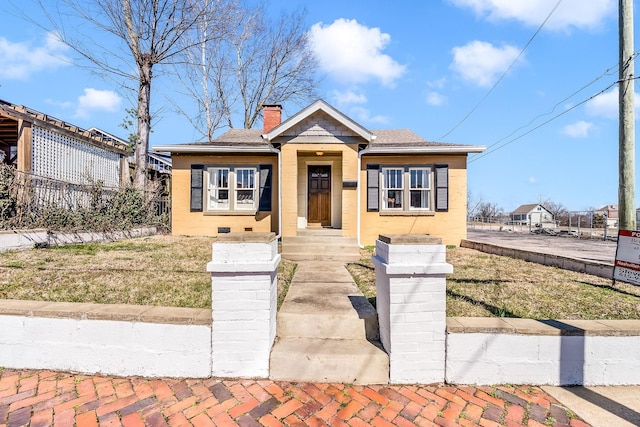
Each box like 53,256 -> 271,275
0,368 -> 588,426
270,261 -> 388,384
543,386 -> 640,427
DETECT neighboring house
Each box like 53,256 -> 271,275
510,204 -> 555,227
158,100 -> 485,246
88,127 -> 173,192
0,99 -> 129,186
595,204 -> 618,228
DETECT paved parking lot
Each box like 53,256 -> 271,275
466,229 -> 617,264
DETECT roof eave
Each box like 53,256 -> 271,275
262,99 -> 375,143
364,145 -> 486,154
153,145 -> 274,153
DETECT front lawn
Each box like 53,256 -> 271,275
346,246 -> 640,319
0,235 -> 296,309
2,236 -> 639,319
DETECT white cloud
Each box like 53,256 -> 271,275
309,18 -> 406,86
331,89 -> 367,106
450,40 -> 521,87
349,106 -> 389,125
528,176 -> 537,184
45,98 -> 73,109
427,91 -> 447,106
450,0 -> 615,31
428,77 -> 447,89
563,120 -> 593,138
75,88 -> 122,119
585,89 -> 640,120
0,31 -> 70,80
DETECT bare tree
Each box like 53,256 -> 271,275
176,3 -> 318,138
537,197 -> 569,225
33,0 -> 232,189
477,202 -> 503,221
467,191 -> 482,219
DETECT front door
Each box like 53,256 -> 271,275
308,165 -> 331,226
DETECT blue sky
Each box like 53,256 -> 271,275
0,0 -> 632,212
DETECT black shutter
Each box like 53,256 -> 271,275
435,164 -> 448,212
258,164 -> 272,211
190,164 -> 204,212
367,164 -> 380,212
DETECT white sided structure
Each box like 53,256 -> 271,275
0,99 -> 129,186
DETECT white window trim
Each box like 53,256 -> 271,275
206,166 -> 258,212
234,167 -> 257,211
382,167 -> 404,210
208,167 -> 230,211
380,166 -> 433,212
408,166 -> 431,211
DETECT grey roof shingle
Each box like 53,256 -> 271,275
511,204 -> 543,214
179,128 -> 466,149
370,129 -> 466,147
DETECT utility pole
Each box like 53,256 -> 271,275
619,0 -> 636,230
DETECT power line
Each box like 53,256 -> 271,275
469,50 -> 640,163
471,62 -> 619,156
439,0 -> 563,140
469,80 -> 620,163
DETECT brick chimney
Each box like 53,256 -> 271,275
263,105 -> 282,133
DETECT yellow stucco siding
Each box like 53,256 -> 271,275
171,154 -> 278,236
359,155 -> 468,246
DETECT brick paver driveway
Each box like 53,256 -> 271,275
0,369 -> 590,427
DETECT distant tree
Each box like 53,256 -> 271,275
175,2 -> 319,139
467,191 -> 482,219
477,202 -> 503,220
119,107 -> 139,152
593,213 -> 606,228
33,0 -> 234,189
537,197 -> 569,226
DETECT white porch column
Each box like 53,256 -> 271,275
207,232 -> 280,378
372,234 -> 453,384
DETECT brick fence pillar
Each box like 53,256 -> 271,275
206,232 -> 280,378
372,234 -> 453,384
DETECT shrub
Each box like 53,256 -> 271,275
0,167 -> 169,233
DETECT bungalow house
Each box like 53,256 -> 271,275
510,204 -> 555,228
158,100 -> 485,246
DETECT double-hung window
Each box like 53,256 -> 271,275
207,166 -> 257,211
382,168 -> 404,209
409,167 -> 430,210
209,167 -> 230,210
235,168 -> 256,210
381,166 -> 431,211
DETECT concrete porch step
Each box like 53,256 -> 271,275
296,228 -> 343,236
280,252 -> 361,263
269,337 -> 389,384
281,235 -> 361,262
277,280 -> 379,341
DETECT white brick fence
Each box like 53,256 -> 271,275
0,231 -> 639,385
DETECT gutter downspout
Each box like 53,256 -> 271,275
357,141 -> 375,248
268,146 -> 282,240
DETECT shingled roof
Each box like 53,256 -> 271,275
160,128 -> 481,154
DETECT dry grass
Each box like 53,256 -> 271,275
346,246 -> 640,320
5,236 -> 639,319
0,235 -> 296,309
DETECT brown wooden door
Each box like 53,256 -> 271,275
308,165 -> 331,226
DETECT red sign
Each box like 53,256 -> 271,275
614,229 -> 640,285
